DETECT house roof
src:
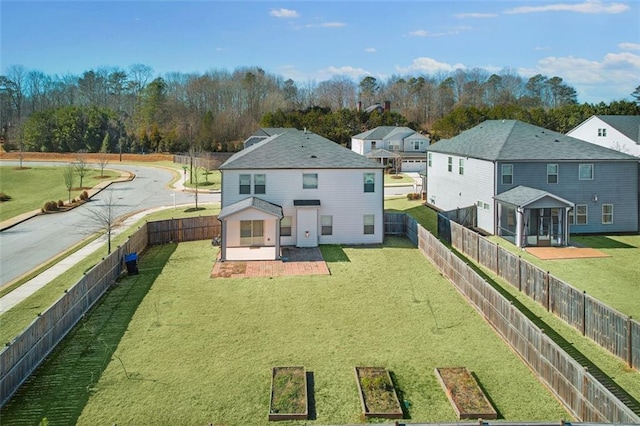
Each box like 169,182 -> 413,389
494,185 -> 574,208
221,129 -> 384,170
218,196 -> 283,219
353,126 -> 427,142
242,128 -> 292,147
594,115 -> 640,143
365,148 -> 401,159
426,119 -> 637,161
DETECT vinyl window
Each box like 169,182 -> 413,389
363,214 -> 375,235
447,157 -> 452,172
303,173 -> 318,189
547,164 -> 558,184
579,164 -> 594,180
321,215 -> 333,235
501,164 -> 513,185
254,174 -> 266,194
239,174 -> 251,194
364,173 -> 375,193
602,204 -> 613,224
570,204 -> 588,225
458,158 -> 464,175
280,216 -> 292,237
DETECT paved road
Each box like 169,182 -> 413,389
0,162 -> 220,286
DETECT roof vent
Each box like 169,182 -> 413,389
311,155 -> 317,158
554,139 -> 559,142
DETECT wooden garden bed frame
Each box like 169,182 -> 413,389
354,366 -> 403,419
435,367 -> 497,420
268,366 -> 308,421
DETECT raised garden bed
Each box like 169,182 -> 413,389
268,366 -> 308,421
354,366 -> 403,419
434,367 -> 497,420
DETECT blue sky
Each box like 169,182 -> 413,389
2,0 -> 639,104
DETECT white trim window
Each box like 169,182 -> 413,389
414,140 -> 420,150
364,173 -> 375,193
303,173 -> 318,189
547,164 -> 558,184
240,220 -> 264,246
254,174 -> 266,194
458,158 -> 464,175
501,164 -> 513,185
321,215 -> 333,235
598,128 -> 607,137
602,204 -> 613,224
280,216 -> 292,237
447,156 -> 452,172
427,152 -> 432,167
239,174 -> 251,194
570,204 -> 588,225
579,164 -> 594,180
363,214 -> 375,235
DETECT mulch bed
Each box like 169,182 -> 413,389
434,367 -> 497,420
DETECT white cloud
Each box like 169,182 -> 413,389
396,57 -> 466,74
454,12 -> 498,18
619,42 -> 640,51
364,48 -> 377,53
409,27 -> 469,37
322,66 -> 369,79
270,8 -> 299,18
519,52 -> 640,102
504,1 -> 629,14
306,22 -> 346,28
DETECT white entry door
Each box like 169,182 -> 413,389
296,208 -> 318,247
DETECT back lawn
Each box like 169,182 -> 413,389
57,239 -> 568,425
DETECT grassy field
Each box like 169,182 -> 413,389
2,238 -> 570,425
488,234 -> 640,318
0,166 -> 120,221
383,173 -> 414,185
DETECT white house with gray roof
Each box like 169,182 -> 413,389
218,129 -> 384,261
351,126 -> 430,172
567,115 -> 640,157
426,120 -> 639,248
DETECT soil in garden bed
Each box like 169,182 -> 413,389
435,367 -> 497,419
270,367 -> 307,416
356,367 -> 402,416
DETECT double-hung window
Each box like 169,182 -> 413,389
598,128 -> 607,137
427,152 -> 432,167
570,204 -> 588,225
458,158 -> 464,175
363,215 -> 375,235
239,174 -> 251,194
364,173 -> 375,193
602,204 -> 613,224
501,164 -> 513,185
303,173 -> 318,189
447,157 -> 453,172
547,164 -> 558,184
280,216 -> 292,237
254,174 -> 266,194
321,215 -> 333,235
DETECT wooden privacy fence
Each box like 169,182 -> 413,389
446,220 -> 639,371
0,224 -> 148,407
384,212 -> 418,245
147,216 -> 220,245
417,224 -> 639,423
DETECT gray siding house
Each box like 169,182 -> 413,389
426,120 -> 639,247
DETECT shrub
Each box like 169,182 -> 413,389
58,200 -> 64,208
82,190 -> 89,200
72,198 -> 77,203
406,193 -> 421,200
0,192 -> 11,202
43,201 -> 58,212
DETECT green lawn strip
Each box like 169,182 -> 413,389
487,235 -> 640,318
461,252 -> 640,404
64,239 -> 569,424
0,166 -> 121,221
182,169 -> 221,190
383,173 -> 414,185
0,204 -> 221,344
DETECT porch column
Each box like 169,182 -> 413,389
516,207 -> 524,248
220,219 -> 227,261
275,217 -> 281,259
564,207 -> 571,246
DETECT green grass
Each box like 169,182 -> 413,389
3,239 -> 569,425
183,169 -> 221,190
487,234 -> 640,318
0,203 -> 220,345
383,173 -> 414,185
0,166 -> 120,221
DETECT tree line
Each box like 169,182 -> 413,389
1,63 -> 638,152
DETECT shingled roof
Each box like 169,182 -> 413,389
221,129 -> 384,170
595,115 -> 640,143
353,126 -> 426,141
427,120 -> 637,161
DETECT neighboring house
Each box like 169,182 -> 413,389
351,126 -> 430,172
242,128 -> 291,149
218,129 -> 385,261
426,120 -> 639,248
567,115 -> 640,157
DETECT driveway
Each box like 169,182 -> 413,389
0,162 -> 220,286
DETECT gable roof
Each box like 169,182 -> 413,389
218,196 -> 283,219
353,126 -> 427,141
222,129 -> 384,170
365,148 -> 401,159
494,185 -> 574,208
594,115 -> 640,143
427,119 -> 637,161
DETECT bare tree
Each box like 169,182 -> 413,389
97,154 -> 110,177
75,152 -> 89,188
63,163 -> 74,203
83,190 -> 119,254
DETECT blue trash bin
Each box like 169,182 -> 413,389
124,253 -> 138,275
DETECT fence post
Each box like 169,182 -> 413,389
476,234 -> 480,263
582,291 -> 587,336
495,243 -> 500,275
628,316 -> 633,368
517,256 -> 522,292
545,271 -> 550,311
